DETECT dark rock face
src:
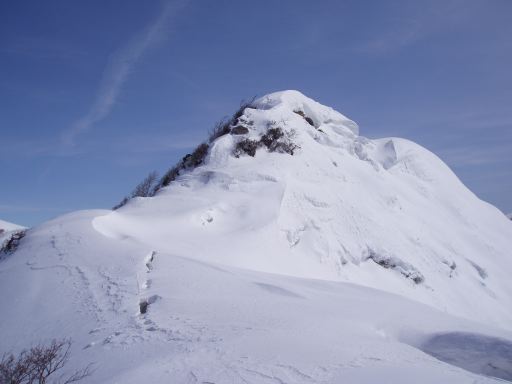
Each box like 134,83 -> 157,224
1,230 -> 26,254
231,126 -> 249,135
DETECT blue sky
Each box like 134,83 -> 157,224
1,0 -> 511,226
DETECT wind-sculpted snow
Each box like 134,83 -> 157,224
2,214 -> 512,383
2,91 -> 512,383
95,90 -> 512,329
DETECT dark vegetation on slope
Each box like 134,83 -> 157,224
113,98 -> 256,210
233,125 -> 299,158
113,96 -> 300,210
365,248 -> 425,284
0,230 -> 26,258
0,339 -> 92,384
293,109 -> 315,127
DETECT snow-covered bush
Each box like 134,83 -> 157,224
366,248 -> 425,284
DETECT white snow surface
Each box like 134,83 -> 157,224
1,90 -> 512,383
0,219 -> 24,232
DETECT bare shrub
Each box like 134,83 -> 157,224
208,96 -> 257,143
182,143 -> 209,168
112,197 -> 129,210
0,230 -> 26,255
0,339 -> 92,384
131,171 -> 159,198
113,95 -> 259,205
233,139 -> 260,157
208,118 -> 231,143
260,127 -> 284,150
260,127 -> 299,155
231,96 -> 256,123
159,165 -> 181,189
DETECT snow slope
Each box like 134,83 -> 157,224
0,218 -> 25,247
95,90 -> 512,329
1,91 -> 512,383
2,211 -> 512,383
0,219 -> 24,232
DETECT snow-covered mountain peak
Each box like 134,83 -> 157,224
205,90 -> 375,171
91,91 -> 512,329
252,90 -> 359,136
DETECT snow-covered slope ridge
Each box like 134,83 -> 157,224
91,90 -> 512,329
0,218 -> 26,248
0,219 -> 25,232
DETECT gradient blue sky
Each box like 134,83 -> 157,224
1,0 -> 511,226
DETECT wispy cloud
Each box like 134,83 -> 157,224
0,204 -> 67,213
356,18 -> 425,55
438,142 -> 512,168
355,0 -> 472,55
0,130 -> 199,160
61,0 -> 186,149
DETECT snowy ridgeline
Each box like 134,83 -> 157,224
0,219 -> 26,255
1,91 -> 512,383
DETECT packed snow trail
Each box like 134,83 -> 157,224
1,211 -> 511,383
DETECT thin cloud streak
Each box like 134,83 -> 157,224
0,204 -> 67,213
61,0 -> 186,149
438,143 -> 512,168
0,131 -> 199,159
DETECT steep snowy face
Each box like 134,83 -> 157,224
93,90 -> 512,328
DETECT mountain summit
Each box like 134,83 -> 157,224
2,91 -> 512,383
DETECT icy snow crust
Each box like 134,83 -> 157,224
2,91 -> 512,383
